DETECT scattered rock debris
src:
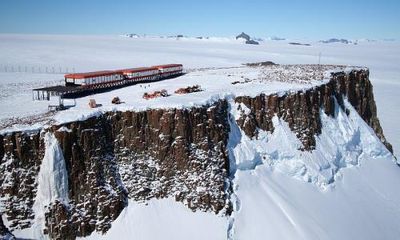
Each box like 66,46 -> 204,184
174,85 -> 203,94
143,89 -> 169,100
112,96 -> 122,104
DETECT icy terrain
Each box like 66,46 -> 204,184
0,34 -> 398,157
0,34 -> 399,239
228,98 -> 400,239
230,98 -> 394,189
233,157 -> 400,239
32,132 -> 69,239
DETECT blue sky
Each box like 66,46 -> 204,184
0,0 -> 399,39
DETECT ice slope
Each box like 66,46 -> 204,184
230,98 -> 395,188
35,132 -> 69,206
233,158 -> 400,240
82,198 -> 228,240
229,98 -> 400,239
20,132 -> 68,239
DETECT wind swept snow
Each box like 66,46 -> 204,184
233,157 -> 400,240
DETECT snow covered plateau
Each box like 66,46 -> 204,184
0,34 -> 400,240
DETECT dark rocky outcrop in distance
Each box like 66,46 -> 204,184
245,61 -> 276,67
125,33 -> 140,38
321,38 -> 352,44
236,32 -> 259,45
245,39 -> 259,45
236,32 -> 251,41
289,42 -> 311,46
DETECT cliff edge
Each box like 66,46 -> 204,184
0,65 -> 395,239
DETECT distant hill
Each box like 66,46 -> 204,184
236,32 -> 259,45
320,38 -> 353,44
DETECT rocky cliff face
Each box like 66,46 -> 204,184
0,132 -> 43,230
1,101 -> 230,239
0,69 -> 393,239
235,70 -> 392,152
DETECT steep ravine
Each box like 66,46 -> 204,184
0,69 -> 393,239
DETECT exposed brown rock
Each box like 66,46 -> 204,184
0,131 -> 43,230
46,117 -> 128,239
235,69 -> 393,152
110,100 -> 230,214
143,89 -> 169,99
334,70 -> 393,152
174,85 -> 203,94
39,100 -> 230,239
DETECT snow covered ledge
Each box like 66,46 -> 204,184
0,64 -> 370,134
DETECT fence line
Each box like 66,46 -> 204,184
0,64 -> 76,74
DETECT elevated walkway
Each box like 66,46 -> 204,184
32,85 -> 81,100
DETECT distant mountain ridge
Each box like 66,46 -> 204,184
320,38 -> 354,44
235,32 -> 259,45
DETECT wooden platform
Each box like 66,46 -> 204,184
32,85 -> 81,100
